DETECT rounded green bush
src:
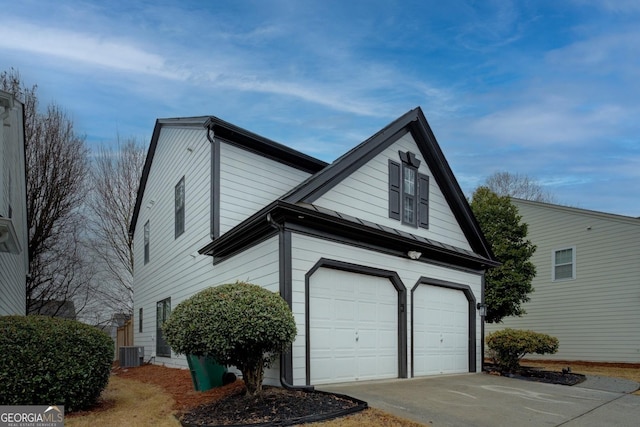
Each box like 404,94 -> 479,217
163,282 -> 297,395
0,315 -> 114,412
486,328 -> 559,372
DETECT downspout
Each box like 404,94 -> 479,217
267,212 -> 314,392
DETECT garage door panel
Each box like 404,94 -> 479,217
310,268 -> 398,384
413,285 -> 469,376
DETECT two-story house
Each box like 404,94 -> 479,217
487,199 -> 640,364
0,90 -> 28,316
130,107 -> 499,386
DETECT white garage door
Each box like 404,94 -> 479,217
413,285 -> 469,376
309,268 -> 398,384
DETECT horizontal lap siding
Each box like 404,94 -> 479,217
218,143 -> 311,234
133,126 -> 213,368
486,200 -> 640,363
313,132 -> 471,251
290,233 -> 483,385
0,101 -> 27,316
133,128 -> 290,378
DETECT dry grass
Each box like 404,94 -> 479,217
65,376 -> 181,427
309,407 -> 428,426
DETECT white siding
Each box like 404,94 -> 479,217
132,126 -> 288,382
314,131 -> 471,251
487,200 -> 640,363
0,93 -> 27,316
218,142 -> 311,234
289,233 -> 483,386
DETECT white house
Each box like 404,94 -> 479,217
130,107 -> 498,386
0,90 -> 28,316
487,199 -> 640,364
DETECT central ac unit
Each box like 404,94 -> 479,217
119,346 -> 144,368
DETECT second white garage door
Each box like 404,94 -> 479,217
309,268 -> 398,384
413,284 -> 469,376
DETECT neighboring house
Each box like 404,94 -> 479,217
487,199 -> 640,363
130,107 -> 498,386
0,90 -> 28,316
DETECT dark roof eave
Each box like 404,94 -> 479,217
199,201 -> 499,269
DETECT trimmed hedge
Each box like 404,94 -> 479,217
163,282 -> 297,395
486,328 -> 559,372
0,315 -> 114,412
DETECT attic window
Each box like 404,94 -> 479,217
388,151 -> 429,229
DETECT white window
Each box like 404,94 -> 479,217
553,247 -> 575,281
144,220 -> 150,264
175,176 -> 185,238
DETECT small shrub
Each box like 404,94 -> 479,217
163,282 -> 297,395
486,328 -> 559,372
0,315 -> 114,412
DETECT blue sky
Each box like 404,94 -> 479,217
1,0 -> 639,216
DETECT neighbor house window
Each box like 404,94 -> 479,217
138,308 -> 143,333
156,298 -> 171,357
389,151 -> 429,228
144,220 -> 150,264
553,247 -> 575,281
175,176 -> 185,238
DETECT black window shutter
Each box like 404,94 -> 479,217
389,160 -> 401,220
418,173 -> 429,229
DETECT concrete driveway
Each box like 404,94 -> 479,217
319,373 -> 639,426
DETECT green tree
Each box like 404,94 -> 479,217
470,187 -> 536,323
162,282 -> 297,395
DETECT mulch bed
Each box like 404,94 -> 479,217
484,363 -> 586,386
181,387 -> 365,427
111,364 -> 366,426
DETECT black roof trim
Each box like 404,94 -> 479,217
282,107 -> 495,261
129,117 -> 208,237
204,116 -> 327,174
199,201 -> 499,270
129,116 -> 327,237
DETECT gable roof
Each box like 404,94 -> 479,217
129,116 -> 327,237
131,107 -> 497,268
282,107 -> 494,260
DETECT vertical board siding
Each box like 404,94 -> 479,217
486,200 -> 640,363
314,131 -> 472,251
0,98 -> 27,316
290,233 -> 483,386
218,143 -> 311,234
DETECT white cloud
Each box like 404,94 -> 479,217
0,20 -> 185,79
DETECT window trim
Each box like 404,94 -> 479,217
143,220 -> 150,265
389,151 -> 429,229
156,298 -> 172,358
175,176 -> 185,238
401,163 -> 418,227
552,246 -> 576,281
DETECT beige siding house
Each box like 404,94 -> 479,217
487,199 -> 640,363
0,90 -> 28,316
131,108 -> 498,386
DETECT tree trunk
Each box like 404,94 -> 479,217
242,362 -> 264,395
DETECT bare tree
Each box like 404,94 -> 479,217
1,68 -> 92,317
87,138 -> 146,316
484,171 -> 555,203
